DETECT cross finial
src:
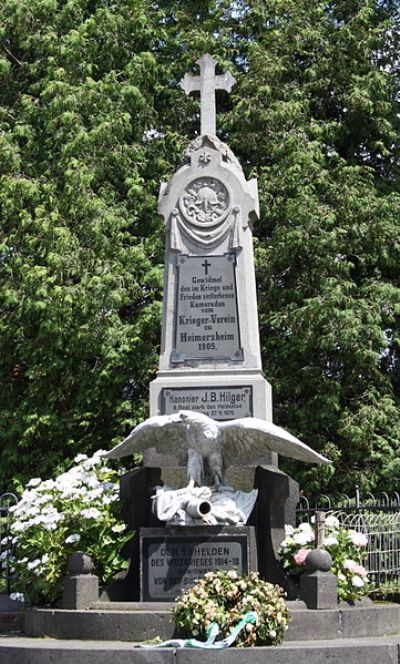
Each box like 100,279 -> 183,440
179,54 -> 236,136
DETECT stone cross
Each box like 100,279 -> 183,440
179,54 -> 236,136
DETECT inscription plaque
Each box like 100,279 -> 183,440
141,528 -> 253,601
162,386 -> 253,420
172,253 -> 243,363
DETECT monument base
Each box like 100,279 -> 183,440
102,464 -> 299,602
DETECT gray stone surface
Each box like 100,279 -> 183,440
139,525 -> 257,601
24,601 -> 400,643
254,465 -> 299,593
284,607 -> 340,642
0,611 -> 24,635
62,574 -> 99,610
339,603 -> 400,638
1,634 -> 400,664
179,54 -> 236,137
174,639 -> 400,664
299,570 -> 338,610
67,552 -> 94,575
305,549 -> 332,573
0,638 -> 174,664
25,607 -> 176,642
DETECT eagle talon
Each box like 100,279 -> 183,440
214,485 -> 234,493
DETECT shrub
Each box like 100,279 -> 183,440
3,452 -> 132,605
278,516 -> 369,601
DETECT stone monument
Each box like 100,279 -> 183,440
108,54 -> 310,601
150,54 -> 273,438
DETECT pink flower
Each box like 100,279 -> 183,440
293,548 -> 310,566
344,558 -> 368,577
348,531 -> 368,547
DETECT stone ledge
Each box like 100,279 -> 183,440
24,602 -> 400,643
0,635 -> 399,664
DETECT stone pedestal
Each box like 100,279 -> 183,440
299,570 -> 338,610
102,463 -> 298,601
61,553 -> 99,610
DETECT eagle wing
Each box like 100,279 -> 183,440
218,418 -> 330,466
102,414 -> 189,461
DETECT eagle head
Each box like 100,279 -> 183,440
177,410 -> 219,440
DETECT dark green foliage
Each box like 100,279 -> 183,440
0,0 -> 399,494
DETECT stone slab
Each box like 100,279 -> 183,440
174,639 -> 400,664
339,603 -> 400,638
24,608 -> 176,642
284,607 -> 339,642
140,526 -> 257,602
1,635 -> 400,664
0,638 -> 174,664
91,602 -> 175,612
299,570 -> 338,610
150,371 -> 272,424
24,602 -> 400,643
161,385 -> 253,420
172,253 -> 242,363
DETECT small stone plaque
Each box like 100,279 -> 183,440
172,253 -> 243,363
162,386 -> 253,420
140,527 -> 256,601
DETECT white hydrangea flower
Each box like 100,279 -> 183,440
9,592 -> 24,602
81,507 -> 102,520
65,534 -> 81,544
325,515 -> 340,528
27,559 -> 41,571
111,524 -> 125,533
86,488 -> 104,500
26,478 -> 41,488
298,522 -> 313,533
351,575 -> 365,587
293,531 -> 314,546
348,531 -> 368,547
323,536 -> 339,547
74,454 -> 88,463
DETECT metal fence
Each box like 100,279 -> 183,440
0,492 -> 18,594
296,489 -> 400,594
0,487 -> 398,596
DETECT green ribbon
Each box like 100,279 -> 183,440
139,610 -> 258,649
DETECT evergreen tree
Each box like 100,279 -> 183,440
0,0 -> 398,493
226,0 -> 400,493
0,0 -> 165,486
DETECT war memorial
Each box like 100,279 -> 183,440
0,54 -> 399,663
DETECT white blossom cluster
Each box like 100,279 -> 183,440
3,450 -> 130,605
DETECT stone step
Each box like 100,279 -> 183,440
0,634 -> 399,664
24,601 -> 400,643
